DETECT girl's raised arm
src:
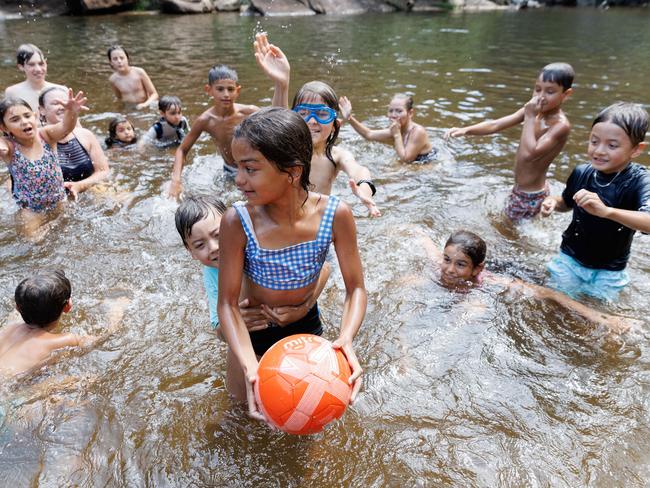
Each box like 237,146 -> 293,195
331,201 -> 367,403
217,208 -> 266,421
41,89 -> 88,145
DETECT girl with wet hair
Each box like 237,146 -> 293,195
105,116 -> 137,148
340,92 -> 434,163
218,107 -> 366,423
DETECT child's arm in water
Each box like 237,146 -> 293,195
253,32 -> 290,109
135,67 -> 159,110
444,107 -> 525,140
168,115 -> 208,199
331,202 -> 367,403
40,89 -> 88,145
217,209 -> 266,420
494,276 -> 635,333
339,96 -> 393,144
517,96 -> 570,165
335,147 -> 381,217
63,129 -> 110,198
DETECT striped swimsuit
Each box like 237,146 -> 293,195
9,137 -> 65,212
57,136 -> 94,182
233,195 -> 339,291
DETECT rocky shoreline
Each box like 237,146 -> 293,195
0,0 -> 646,18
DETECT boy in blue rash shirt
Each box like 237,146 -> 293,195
174,196 -> 330,334
542,102 -> 650,300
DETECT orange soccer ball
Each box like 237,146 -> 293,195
254,334 -> 352,435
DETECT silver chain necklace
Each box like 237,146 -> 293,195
593,170 -> 621,188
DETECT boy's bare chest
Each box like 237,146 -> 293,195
113,73 -> 143,92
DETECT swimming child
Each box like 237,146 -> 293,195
168,33 -> 290,199
291,81 -> 380,217
105,116 -> 137,148
0,89 -> 87,236
445,62 -> 574,223
175,195 -> 330,335
541,102 -> 650,301
416,229 -> 635,332
141,95 -> 189,148
39,86 -> 110,197
339,93 -> 434,164
4,44 -> 65,111
107,45 -> 159,110
218,107 -> 366,421
0,270 -> 128,379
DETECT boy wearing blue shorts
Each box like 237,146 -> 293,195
541,102 -> 650,300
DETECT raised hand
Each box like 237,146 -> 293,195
524,95 -> 542,118
339,96 -> 353,121
58,89 -> 89,115
253,32 -> 290,86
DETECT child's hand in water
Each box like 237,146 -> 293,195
444,127 -> 468,140
253,32 -> 290,86
348,179 -> 381,217
524,96 -> 542,117
339,96 -> 352,121
64,181 -> 82,200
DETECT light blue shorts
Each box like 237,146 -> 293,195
547,252 -> 629,301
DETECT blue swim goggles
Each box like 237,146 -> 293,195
292,104 -> 337,124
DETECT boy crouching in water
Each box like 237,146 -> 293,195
446,62 -> 574,222
174,196 -> 330,338
542,102 -> 650,301
0,270 -> 127,378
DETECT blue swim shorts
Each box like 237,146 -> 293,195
547,252 -> 629,301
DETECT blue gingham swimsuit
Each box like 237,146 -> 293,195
233,195 -> 339,291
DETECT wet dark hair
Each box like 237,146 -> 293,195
539,62 -> 574,91
105,116 -> 137,147
16,44 -> 45,66
175,195 -> 227,248
592,102 -> 649,147
208,65 -> 238,85
292,81 -> 340,168
393,93 -> 414,111
15,270 -> 71,327
233,107 -> 312,194
38,85 -> 67,109
107,45 -> 130,63
158,95 -> 182,113
0,97 -> 33,125
445,230 -> 486,267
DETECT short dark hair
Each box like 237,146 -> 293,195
105,116 -> 136,147
208,65 -> 238,85
233,107 -> 312,195
539,62 -> 574,91
175,195 -> 227,248
445,230 -> 486,267
592,102 -> 649,147
107,45 -> 130,63
15,270 -> 71,327
16,44 -> 45,66
158,95 -> 182,113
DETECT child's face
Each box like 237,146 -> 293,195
109,49 -> 130,72
162,106 -> 183,126
588,122 -> 645,174
19,53 -> 47,82
294,94 -> 335,147
115,121 -> 136,143
205,79 -> 240,107
187,211 -> 222,268
2,105 -> 38,141
533,76 -> 570,114
440,244 -> 482,288
387,98 -> 411,126
232,137 -> 294,204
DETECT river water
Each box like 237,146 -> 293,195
1,8 -> 650,487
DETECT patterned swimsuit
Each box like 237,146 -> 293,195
9,137 -> 65,212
